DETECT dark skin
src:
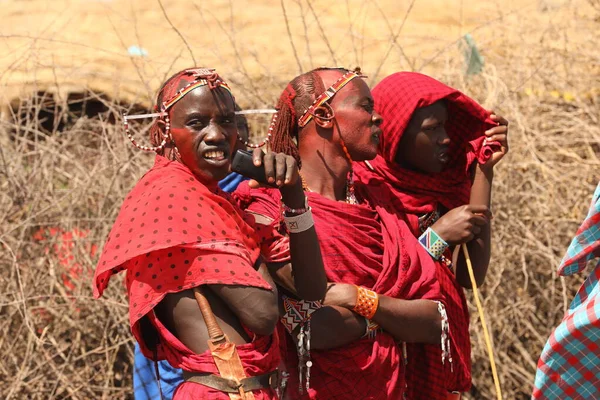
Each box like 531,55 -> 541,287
396,100 -> 509,288
259,70 -> 442,350
234,105 -> 249,153
154,83 -> 326,355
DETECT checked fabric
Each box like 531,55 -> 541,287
532,181 -> 600,400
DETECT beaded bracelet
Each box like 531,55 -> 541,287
353,286 -> 379,320
362,318 -> 380,339
281,295 -> 322,334
418,227 -> 449,260
282,196 -> 309,216
284,208 -> 314,234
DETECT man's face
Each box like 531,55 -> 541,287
168,85 -> 238,185
395,100 -> 450,174
323,71 -> 383,162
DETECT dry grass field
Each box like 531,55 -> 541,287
0,0 -> 599,398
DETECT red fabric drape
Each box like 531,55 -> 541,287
355,71 -> 497,216
235,181 -> 444,399
146,308 -> 280,399
354,72 -> 490,397
93,156 -> 280,398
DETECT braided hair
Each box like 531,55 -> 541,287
269,67 -> 355,167
149,70 -> 185,156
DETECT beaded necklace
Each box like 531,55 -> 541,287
300,172 -> 359,205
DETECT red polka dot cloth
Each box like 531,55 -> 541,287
93,155 -> 272,358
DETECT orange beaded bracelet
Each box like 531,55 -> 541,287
353,286 -> 379,320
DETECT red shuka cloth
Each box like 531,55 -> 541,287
93,155 -> 279,398
235,181 -> 444,400
354,72 -> 492,397
355,71 -> 497,217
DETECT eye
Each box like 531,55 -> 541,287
423,123 -> 441,132
362,103 -> 374,113
187,119 -> 205,129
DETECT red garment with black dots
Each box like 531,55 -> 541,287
93,156 -> 279,397
121,247 -> 280,400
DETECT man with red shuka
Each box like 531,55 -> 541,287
235,67 -> 449,400
132,104 -> 254,400
355,72 -> 509,399
93,67 -> 327,399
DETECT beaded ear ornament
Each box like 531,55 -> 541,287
123,108 -> 278,152
297,67 -> 368,204
297,66 -> 367,128
122,67 -> 277,151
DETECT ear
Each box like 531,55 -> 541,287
156,118 -> 166,133
313,104 -> 335,129
155,118 -> 174,142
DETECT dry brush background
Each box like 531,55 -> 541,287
1,0 -> 599,398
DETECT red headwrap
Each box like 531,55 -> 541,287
355,72 -> 499,215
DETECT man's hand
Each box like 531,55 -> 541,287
249,149 -> 305,209
430,205 -> 491,245
481,112 -> 509,171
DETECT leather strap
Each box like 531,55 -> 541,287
183,370 -> 279,393
193,287 -> 255,400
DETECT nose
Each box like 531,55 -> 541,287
372,111 -> 383,126
203,122 -> 228,144
437,127 -> 450,146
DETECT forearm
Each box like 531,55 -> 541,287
301,306 -> 366,350
456,165 -> 492,288
287,226 -> 327,300
253,187 -> 327,301
373,296 -> 441,344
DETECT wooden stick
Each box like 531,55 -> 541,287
461,243 -> 503,400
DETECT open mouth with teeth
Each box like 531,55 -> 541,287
203,150 -> 227,161
437,151 -> 449,163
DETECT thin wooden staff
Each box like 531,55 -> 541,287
461,243 -> 503,400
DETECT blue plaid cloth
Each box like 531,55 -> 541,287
133,172 -> 248,399
533,182 -> 600,399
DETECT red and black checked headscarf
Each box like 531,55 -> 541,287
355,72 -> 498,216
354,72 -> 493,397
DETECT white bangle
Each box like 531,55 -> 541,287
284,207 -> 314,234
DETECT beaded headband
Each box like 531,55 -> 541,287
297,69 -> 364,128
123,68 -> 276,152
